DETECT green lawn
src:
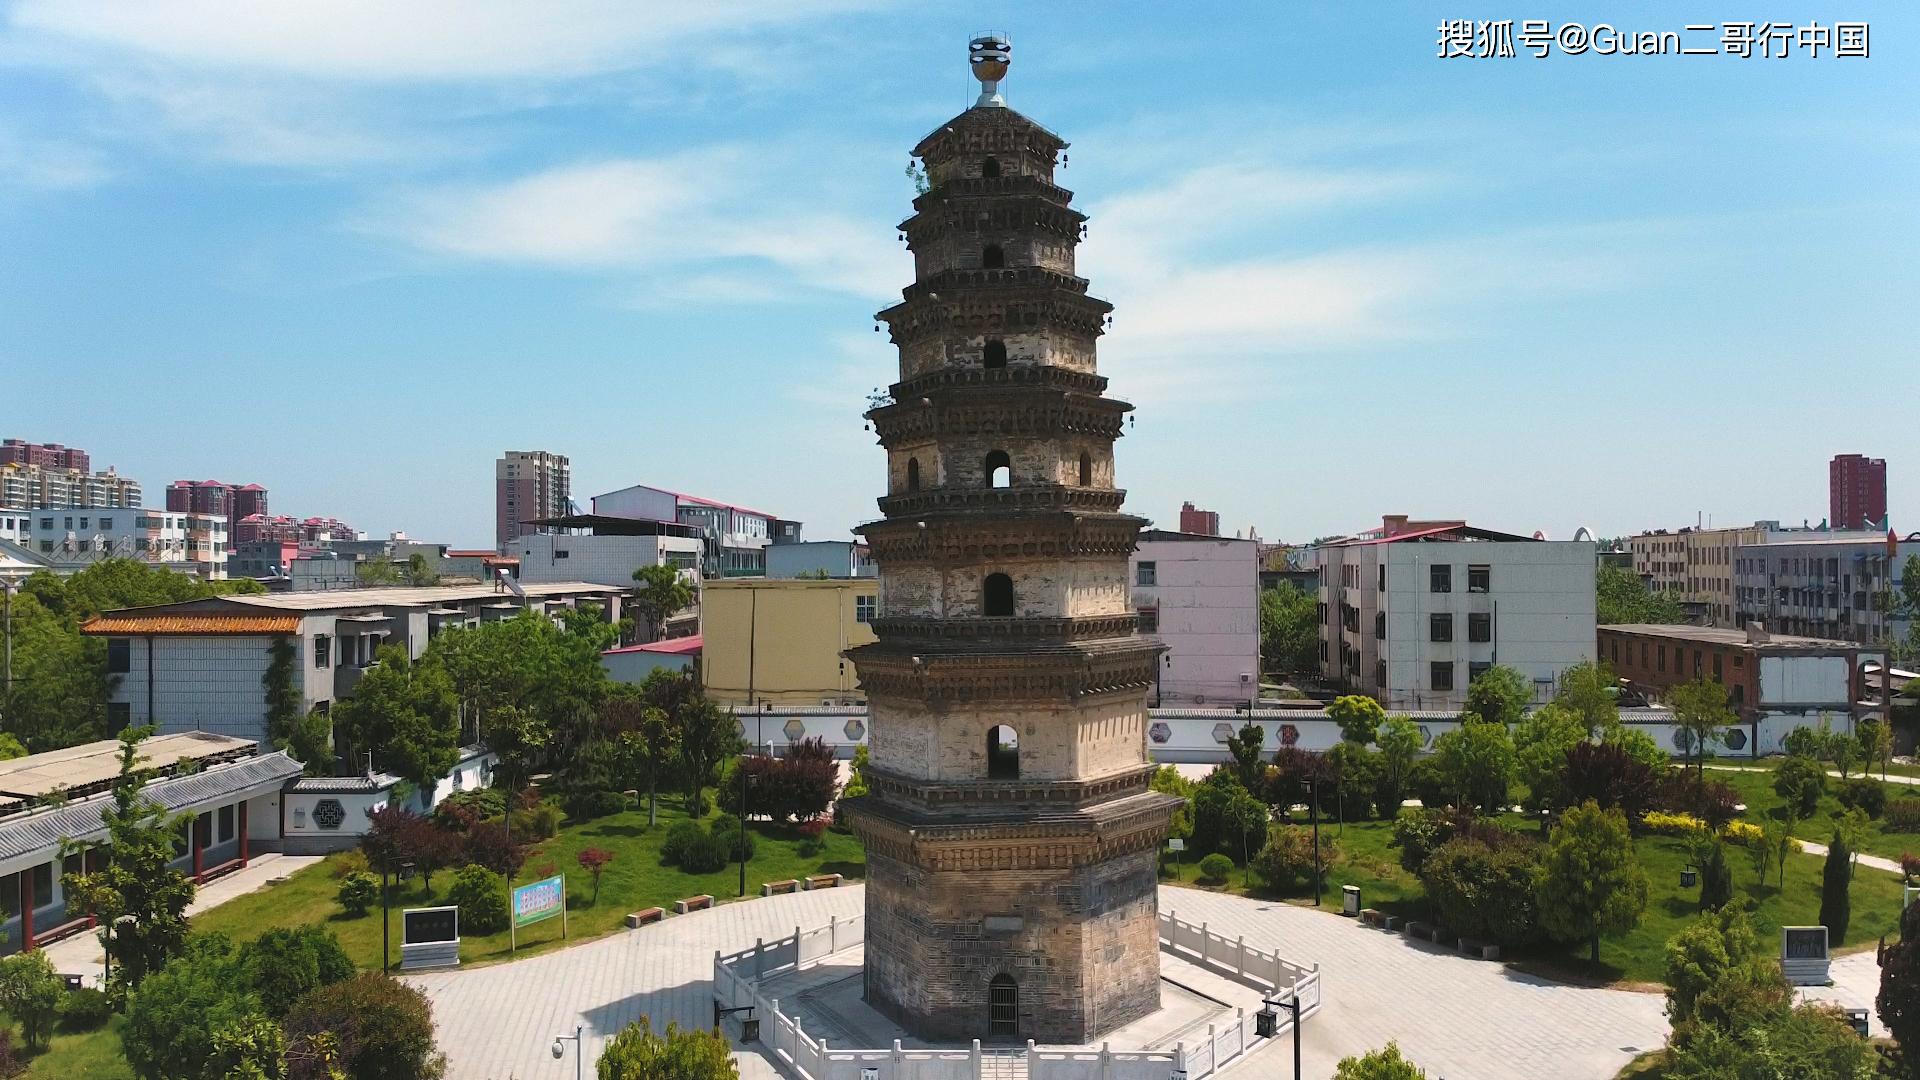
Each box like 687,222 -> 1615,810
1160,809 -> 1907,987
0,1014 -> 132,1080
1712,766 -> 1920,864
196,795 -> 865,970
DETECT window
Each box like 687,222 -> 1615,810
905,457 -> 921,493
983,339 -> 1007,369
982,244 -> 1005,269
1079,452 -> 1092,487
1430,564 -> 1452,593
983,573 -> 1015,617
1468,565 -> 1490,593
314,635 -> 330,669
219,804 -> 235,844
1712,653 -> 1723,680
1137,607 -> 1159,633
1374,660 -> 1386,687
194,813 -> 212,849
984,450 -> 1011,488
856,595 -> 876,624
981,156 -> 1001,179
1657,646 -> 1666,673
29,864 -> 51,909
107,638 -> 131,674
1468,612 -> 1491,643
100,517 -> 113,530
1374,612 -> 1385,639
1136,561 -> 1157,587
1430,662 -> 1455,691
1429,613 -> 1453,642
1377,565 -> 1385,590
555,549 -> 569,559
312,799 -> 346,830
987,725 -> 1019,780
1469,661 -> 1492,683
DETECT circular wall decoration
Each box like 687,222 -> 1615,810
843,718 -> 867,742
1279,724 -> 1299,747
1148,721 -> 1171,744
313,799 -> 346,831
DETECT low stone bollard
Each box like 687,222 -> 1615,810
1432,926 -> 1458,948
1383,915 -> 1402,932
1404,921 -> 1432,941
761,879 -> 800,896
674,894 -> 714,914
1359,908 -> 1383,928
1459,938 -> 1501,961
803,873 -> 844,891
625,907 -> 665,928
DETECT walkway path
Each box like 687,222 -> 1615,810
1795,838 -> 1905,876
407,884 -> 1671,1080
1707,762 -> 1920,786
41,851 -> 324,986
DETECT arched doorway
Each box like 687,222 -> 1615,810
983,450 -> 1011,488
982,244 -> 1004,269
989,975 -> 1019,1038
1078,451 -> 1092,486
987,725 -> 1018,779
983,338 -> 1007,369
981,156 -> 1001,179
983,573 -> 1014,617
906,457 -> 921,492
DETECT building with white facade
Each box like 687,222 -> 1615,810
1132,530 -> 1260,708
1631,520 -> 1884,628
1317,516 -> 1597,711
765,540 -> 875,579
1734,534 -> 1920,646
16,507 -> 226,577
0,461 -> 141,510
82,582 -> 623,745
591,483 -> 798,578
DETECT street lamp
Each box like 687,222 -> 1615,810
380,857 -> 414,974
551,1024 -> 583,1080
1258,991 -> 1304,1080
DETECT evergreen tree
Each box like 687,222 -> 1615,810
1698,839 -> 1733,912
1538,800 -> 1649,965
1819,831 -> 1852,945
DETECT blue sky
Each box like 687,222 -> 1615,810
2,2 -> 1914,548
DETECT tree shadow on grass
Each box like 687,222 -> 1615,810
815,861 -> 864,880
590,824 -> 650,839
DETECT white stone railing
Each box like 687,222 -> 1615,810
712,907 -> 1321,1080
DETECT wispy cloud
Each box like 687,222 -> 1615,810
0,123 -> 110,189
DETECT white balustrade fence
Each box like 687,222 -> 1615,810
712,908 -> 1321,1080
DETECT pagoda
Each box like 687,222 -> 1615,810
842,35 -> 1180,1045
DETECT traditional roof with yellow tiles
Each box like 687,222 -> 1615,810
81,612 -> 303,635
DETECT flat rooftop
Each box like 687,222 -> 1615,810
0,731 -> 256,801
1601,623 -> 1857,650
220,581 -> 622,611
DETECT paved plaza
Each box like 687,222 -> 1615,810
406,884 -> 1676,1080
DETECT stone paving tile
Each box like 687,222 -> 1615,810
409,884 -> 1674,1080
1801,951 -> 1884,1038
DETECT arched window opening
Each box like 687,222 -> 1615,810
1078,452 -> 1092,486
987,726 -> 1019,780
982,244 -> 1005,270
983,573 -> 1015,617
981,156 -> 1001,179
983,339 -> 1007,369
984,450 -> 1011,489
989,974 -> 1019,1038
906,457 -> 921,493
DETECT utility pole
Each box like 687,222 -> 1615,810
1,576 -> 16,730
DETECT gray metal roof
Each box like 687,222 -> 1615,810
287,773 -> 399,794
0,751 -> 302,869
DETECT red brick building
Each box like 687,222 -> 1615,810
1598,623 -> 1865,721
1830,453 -> 1887,530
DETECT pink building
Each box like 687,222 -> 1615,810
1131,529 -> 1261,706
0,439 -> 89,472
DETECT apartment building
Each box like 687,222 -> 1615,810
495,450 -> 571,550
590,482 -> 799,578
700,577 -> 877,706
1318,516 -> 1596,711
1177,501 -> 1221,537
0,440 -> 88,472
1631,521 -> 1884,628
1734,534 -> 1920,645
0,462 -> 140,510
166,480 -> 268,535
20,507 -> 226,575
1133,530 -> 1260,707
1831,454 -> 1888,531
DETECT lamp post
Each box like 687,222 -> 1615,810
551,1024 -> 584,1080
380,856 -> 415,974
1259,991 -> 1304,1080
737,759 -> 749,898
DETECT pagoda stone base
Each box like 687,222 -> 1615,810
856,844 -> 1162,1044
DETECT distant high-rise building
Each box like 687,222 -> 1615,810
166,479 -> 270,536
1831,453 -> 1888,530
1,439 -> 89,473
496,450 -> 571,550
1,462 -> 140,510
1178,500 -> 1220,536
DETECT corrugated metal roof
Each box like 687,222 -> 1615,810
0,752 -> 303,865
605,634 -> 702,656
0,731 -> 258,799
82,613 -> 301,635
287,773 -> 400,794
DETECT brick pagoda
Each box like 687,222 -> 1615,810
843,35 -> 1181,1045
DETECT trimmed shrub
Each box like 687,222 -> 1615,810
446,864 -> 509,935
561,786 -> 628,822
1389,806 -> 1453,875
1251,826 -> 1337,893
330,849 -> 371,879
1820,834 -> 1851,946
1836,778 -> 1888,819
507,801 -> 561,840
1772,755 -> 1826,819
1197,853 -> 1234,884
1420,836 -> 1544,946
662,819 -> 704,865
242,926 -> 354,1019
678,831 -> 731,874
337,871 -> 378,917
284,973 -> 447,1080
1698,841 -> 1734,912
462,821 -> 526,878
57,986 -> 112,1032
1903,852 -> 1920,881
1643,810 -> 1706,836
1781,725 -> 1824,759
431,788 -> 506,832
1888,798 -> 1920,832
1720,820 -> 1764,847
709,814 -> 756,861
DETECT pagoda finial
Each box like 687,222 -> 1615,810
970,33 -> 1010,108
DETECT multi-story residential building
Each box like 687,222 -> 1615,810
495,450 -> 571,550
1734,534 -> 1920,645
0,510 -> 32,548
1132,530 -> 1260,707
0,439 -> 88,472
764,540 -> 875,579
1831,454 -> 1888,531
166,480 -> 269,536
0,462 -> 140,510
590,482 -> 798,578
81,581 -> 623,744
233,514 -> 356,546
1317,515 -> 1597,711
700,577 -> 877,706
20,507 -> 225,575
1630,521 -> 1884,628
1177,501 -> 1221,537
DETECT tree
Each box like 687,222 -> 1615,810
1860,717 -> 1895,780
1464,664 -> 1531,726
448,864 -> 509,934
1512,703 -> 1586,811
123,936 -> 284,1080
405,553 -> 439,587
1558,741 -> 1657,821
677,694 -> 743,817
284,973 -> 447,1080
330,645 -> 459,791
61,727 -> 195,990
1878,900 -> 1920,1067
1597,563 -> 1684,625
1227,721 -> 1266,791
1150,765 -> 1194,842
264,635 -> 303,751
483,704 -> 547,803
1668,677 -> 1735,784
361,806 -> 459,889
595,1017 -> 738,1080
1328,695 -> 1386,746
1664,905 -> 1775,1029
241,926 -> 354,1019
1375,715 -> 1421,812
1538,800 -> 1649,965
0,951 -> 62,1051
1333,1041 -> 1428,1079
283,707 -> 335,776
1697,839 -> 1732,912
601,694 -> 674,827
1554,661 -> 1619,734
1257,584 -> 1317,675
629,564 -> 694,643
1771,754 -> 1826,818
1819,831 -> 1851,946
1601,723 -> 1669,772
354,559 -> 405,587
578,847 -> 615,904
1431,717 -> 1515,812
1419,837 -> 1543,947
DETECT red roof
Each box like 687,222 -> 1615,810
604,634 -> 702,656
444,549 -> 499,558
